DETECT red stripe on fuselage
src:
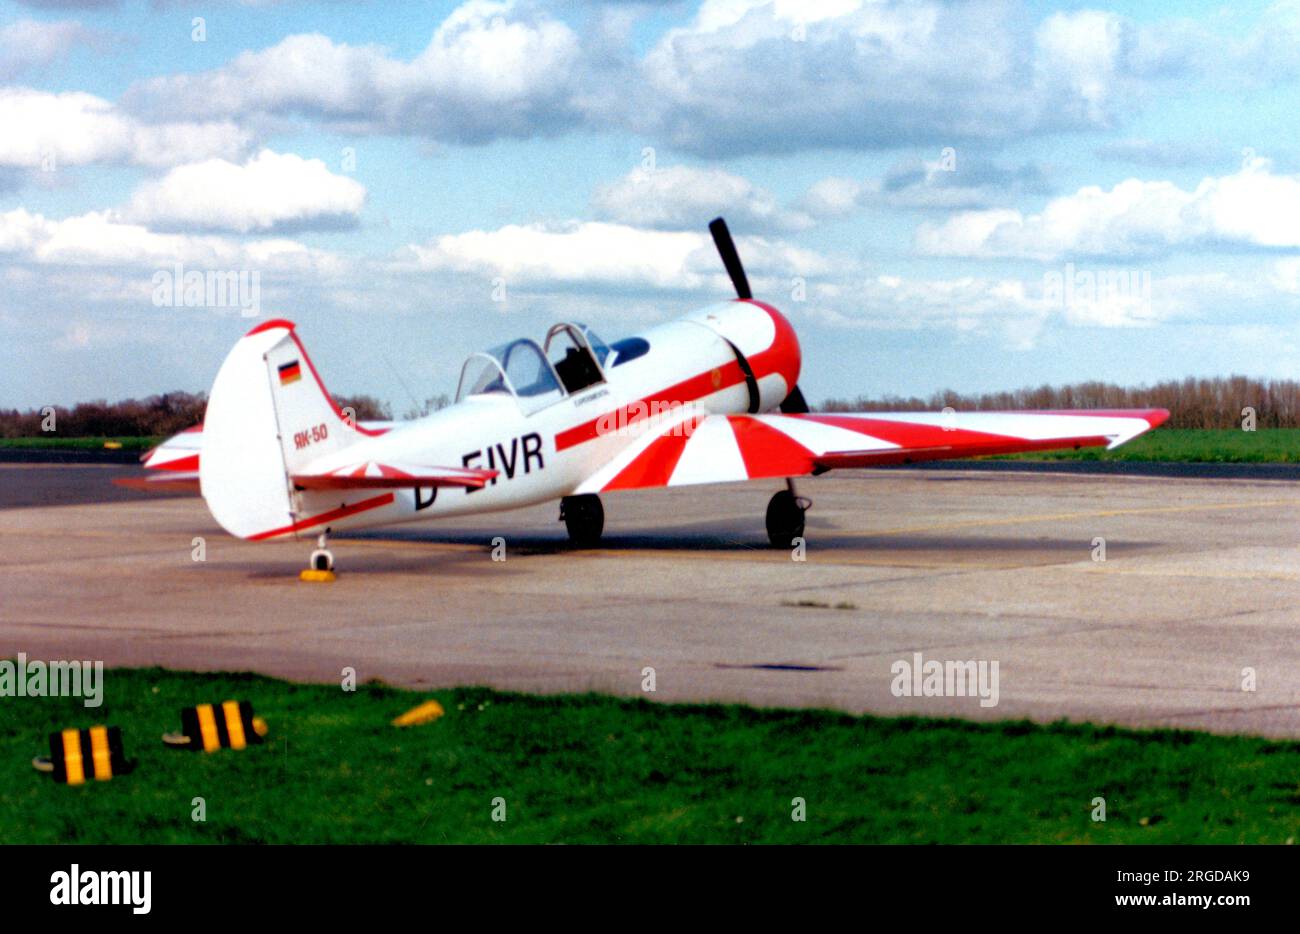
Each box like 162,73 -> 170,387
555,360 -> 746,452
555,299 -> 799,453
247,493 -> 394,541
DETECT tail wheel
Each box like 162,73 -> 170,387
308,530 -> 334,571
561,494 -> 604,547
765,489 -> 806,548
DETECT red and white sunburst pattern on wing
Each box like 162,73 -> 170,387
290,460 -> 498,491
574,408 -> 1170,493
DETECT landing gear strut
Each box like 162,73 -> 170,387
301,531 -> 337,581
766,480 -> 810,548
560,494 -> 604,547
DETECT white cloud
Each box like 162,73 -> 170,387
0,88 -> 251,170
13,1 -> 119,8
0,207 -> 348,275
813,264 -> 1283,339
0,19 -> 96,80
1033,10 -> 1127,126
123,149 -> 367,233
592,165 -> 812,232
915,157 -> 1300,260
804,157 -> 1052,216
803,177 -> 866,218
109,0 -> 1300,161
1093,138 -> 1224,169
127,1 -> 589,143
627,0 -> 1163,157
1271,257 -> 1300,294
402,220 -> 831,292
830,273 -> 1047,338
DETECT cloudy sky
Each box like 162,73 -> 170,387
2,0 -> 1299,410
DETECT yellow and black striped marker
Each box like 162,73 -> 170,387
164,701 -> 268,752
32,726 -> 131,784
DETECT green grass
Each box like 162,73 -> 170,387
991,428 -> 1300,464
0,436 -> 157,451
2,668 -> 1297,844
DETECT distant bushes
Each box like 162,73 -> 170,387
3,376 -> 1297,436
819,376 -> 1300,430
0,391 -> 391,438
0,392 -> 208,439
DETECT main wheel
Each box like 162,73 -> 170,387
561,494 -> 604,547
765,489 -> 805,548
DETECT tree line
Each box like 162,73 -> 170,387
3,376 -> 1297,437
820,376 -> 1300,429
0,392 -> 391,438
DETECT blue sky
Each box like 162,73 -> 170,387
2,0 -> 1299,410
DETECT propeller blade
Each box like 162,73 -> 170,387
779,385 -> 809,414
708,217 -> 752,300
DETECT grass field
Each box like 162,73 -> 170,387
2,668 -> 1297,844
0,436 -> 157,452
1,429 -> 1296,463
991,428 -> 1300,463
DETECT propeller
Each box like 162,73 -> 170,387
707,216 -> 809,414
779,385 -> 809,414
708,217 -> 751,300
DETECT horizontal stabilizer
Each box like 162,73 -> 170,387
291,461 -> 497,491
140,427 -> 202,472
113,472 -> 201,493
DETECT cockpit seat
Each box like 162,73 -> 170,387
555,346 -> 603,394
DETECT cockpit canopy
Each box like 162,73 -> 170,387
455,323 -> 610,414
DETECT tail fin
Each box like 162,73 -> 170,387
200,319 -> 375,539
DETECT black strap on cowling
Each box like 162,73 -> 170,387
723,339 -> 761,413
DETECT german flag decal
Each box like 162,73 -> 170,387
278,360 -> 302,386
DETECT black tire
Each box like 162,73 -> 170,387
765,489 -> 805,548
562,494 -> 604,547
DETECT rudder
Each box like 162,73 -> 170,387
200,319 -> 369,539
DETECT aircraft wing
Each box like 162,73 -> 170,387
573,408 -> 1169,493
290,460 -> 497,491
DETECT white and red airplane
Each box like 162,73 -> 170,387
134,219 -> 1168,574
